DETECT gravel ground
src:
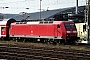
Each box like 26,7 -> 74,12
0,40 -> 90,51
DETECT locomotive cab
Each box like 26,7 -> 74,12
63,22 -> 78,43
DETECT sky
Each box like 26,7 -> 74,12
0,0 -> 86,14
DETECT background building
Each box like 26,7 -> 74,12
0,6 -> 85,23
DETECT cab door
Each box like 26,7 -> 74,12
54,24 -> 62,38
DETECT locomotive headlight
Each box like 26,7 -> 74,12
67,31 -> 70,33
73,31 -> 77,33
67,34 -> 69,36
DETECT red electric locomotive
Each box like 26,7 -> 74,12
8,21 -> 79,44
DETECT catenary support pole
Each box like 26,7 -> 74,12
86,0 -> 90,42
76,0 -> 78,14
40,0 -> 42,20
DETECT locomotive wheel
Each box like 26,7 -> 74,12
43,39 -> 48,44
47,39 -> 57,45
56,39 -> 60,44
60,39 -> 65,44
65,39 -> 76,45
12,38 -> 17,42
41,39 -> 45,43
48,39 -> 53,44
71,40 -> 77,45
33,38 -> 37,43
0,37 -> 4,40
64,39 -> 72,44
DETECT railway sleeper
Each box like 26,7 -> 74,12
32,59 -> 40,60
17,54 -> 26,58
7,48 -> 19,53
0,50 -> 5,52
58,56 -> 67,59
0,44 -> 8,46
0,52 -> 8,56
17,51 -> 28,54
64,55 -> 74,59
42,49 -> 54,52
8,46 -> 19,49
0,47 -> 8,51
64,49 -> 75,53
84,55 -> 90,58
40,53 -> 52,57
34,52 -> 41,56
53,51 -> 65,55
0,54 -> 8,59
25,55 -> 34,59
64,52 -> 73,55
56,54 -> 67,59
83,57 -> 90,60
55,53 -> 67,57
74,56 -> 84,60
63,52 -> 74,57
73,52 -> 85,57
33,56 -> 42,60
25,58 -> 33,60
8,50 -> 18,53
17,57 -> 25,60
41,50 -> 53,54
50,58 -> 59,60
32,49 -> 43,52
28,50 -> 41,54
50,55 -> 58,58
41,57 -> 51,60
84,53 -> 90,57
8,53 -> 17,57
84,51 -> 90,54
8,56 -> 17,59
19,48 -> 30,51
0,46 -> 7,48
52,54 -> 64,59
29,50 -> 42,54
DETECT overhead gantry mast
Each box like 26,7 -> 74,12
85,0 -> 90,43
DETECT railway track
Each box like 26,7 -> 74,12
0,43 -> 90,60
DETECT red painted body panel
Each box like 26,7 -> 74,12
10,24 -> 62,37
9,21 -> 77,40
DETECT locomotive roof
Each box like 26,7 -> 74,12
11,21 -> 74,25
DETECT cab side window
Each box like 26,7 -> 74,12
57,24 -> 60,28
